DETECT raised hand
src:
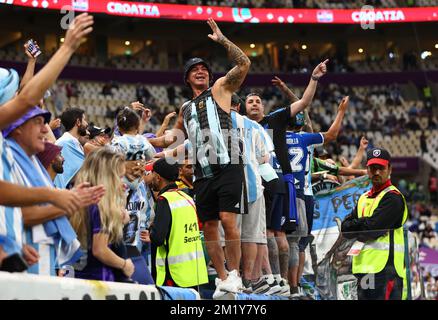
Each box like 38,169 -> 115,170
312,59 -> 329,79
359,136 -> 369,150
163,111 -> 177,124
24,40 -> 40,60
338,96 -> 349,112
49,118 -> 61,130
207,18 -> 225,43
131,101 -> 152,123
63,13 -> 94,52
271,76 -> 287,89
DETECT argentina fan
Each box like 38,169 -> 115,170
0,0 -> 438,306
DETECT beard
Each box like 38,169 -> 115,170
78,125 -> 88,137
53,162 -> 64,174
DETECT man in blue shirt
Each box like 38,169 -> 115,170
282,97 -> 348,296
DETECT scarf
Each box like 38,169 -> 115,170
7,138 -> 82,266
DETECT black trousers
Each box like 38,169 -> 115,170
356,266 -> 404,300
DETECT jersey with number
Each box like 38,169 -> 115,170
111,134 -> 156,161
275,131 -> 323,192
124,181 -> 151,251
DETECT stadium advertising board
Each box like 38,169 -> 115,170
2,0 -> 438,24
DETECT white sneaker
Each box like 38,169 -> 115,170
212,270 -> 242,299
262,274 -> 282,295
274,275 -> 290,296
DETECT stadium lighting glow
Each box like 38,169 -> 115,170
421,51 -> 432,59
60,38 -> 64,43
358,48 -> 364,53
435,43 -> 438,49
389,52 -> 394,59
301,44 -> 307,50
284,45 -> 289,49
125,41 -> 130,46
250,43 -> 255,49
146,40 -> 152,46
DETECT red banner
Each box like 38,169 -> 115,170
2,0 -> 438,24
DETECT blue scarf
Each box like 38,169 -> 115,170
6,138 -> 82,265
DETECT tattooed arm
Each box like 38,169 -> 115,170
207,18 -> 251,93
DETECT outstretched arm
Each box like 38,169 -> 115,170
271,76 -> 299,103
207,18 -> 251,93
303,109 -> 314,133
322,96 -> 349,143
289,59 -> 328,117
349,136 -> 369,169
0,13 -> 94,130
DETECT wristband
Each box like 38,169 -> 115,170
311,75 -> 320,81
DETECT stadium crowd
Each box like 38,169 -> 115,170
0,13 -> 437,300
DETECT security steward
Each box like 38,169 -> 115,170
149,158 -> 208,288
341,147 -> 408,300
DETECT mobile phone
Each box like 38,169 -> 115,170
26,39 -> 41,58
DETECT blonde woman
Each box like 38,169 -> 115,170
70,148 -> 134,281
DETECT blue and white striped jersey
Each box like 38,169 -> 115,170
0,136 -> 23,250
231,111 -> 268,203
182,89 -> 240,180
111,134 -> 156,161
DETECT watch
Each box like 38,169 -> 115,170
311,74 -> 320,81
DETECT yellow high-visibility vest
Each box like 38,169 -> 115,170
352,185 -> 408,298
156,190 -> 208,287
353,185 -> 408,276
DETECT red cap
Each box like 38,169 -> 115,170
366,158 -> 389,167
366,148 -> 391,167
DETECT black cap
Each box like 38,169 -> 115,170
366,147 -> 391,167
183,57 -> 213,87
89,126 -> 111,139
153,158 -> 179,182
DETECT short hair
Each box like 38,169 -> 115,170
245,92 -> 263,101
61,108 -> 85,132
117,107 -> 140,133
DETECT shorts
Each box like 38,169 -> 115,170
193,164 -> 244,223
272,176 -> 298,234
298,195 -> 315,252
290,193 -> 307,237
219,194 -> 267,246
240,195 -> 267,244
262,178 -> 280,230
